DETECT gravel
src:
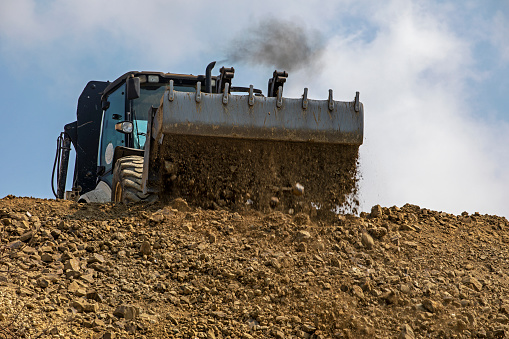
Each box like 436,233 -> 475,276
0,196 -> 508,338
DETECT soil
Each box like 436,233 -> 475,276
155,135 -> 360,218
1,195 -> 508,339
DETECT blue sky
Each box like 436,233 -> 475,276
0,0 -> 507,217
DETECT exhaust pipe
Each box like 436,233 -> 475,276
205,61 -> 216,93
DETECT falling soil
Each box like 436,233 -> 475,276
1,196 -> 509,338
156,134 -> 360,219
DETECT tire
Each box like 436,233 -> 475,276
111,155 -> 157,203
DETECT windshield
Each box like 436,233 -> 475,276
132,84 -> 195,149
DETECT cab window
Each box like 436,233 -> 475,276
132,84 -> 196,149
98,84 -> 126,185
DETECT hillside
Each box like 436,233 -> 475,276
0,196 -> 508,338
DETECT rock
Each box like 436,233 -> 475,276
361,232 -> 374,249
20,230 -> 33,242
64,258 -> 81,271
382,290 -> 399,305
88,253 -> 105,264
114,305 -> 139,320
399,284 -> 411,294
422,299 -> 441,313
475,328 -> 487,338
68,281 -> 81,294
8,240 -> 23,249
71,299 -> 86,312
89,262 -> 108,273
57,220 -> 68,230
39,245 -> 53,253
297,242 -> 307,253
22,246 -> 37,255
295,230 -> 311,242
402,241 -> 419,248
150,212 -> 165,223
495,314 -> 509,324
84,302 -> 99,313
139,313 -> 158,324
41,253 -> 55,263
102,332 -> 116,339
292,183 -> 305,196
207,232 -> 217,243
462,276 -> 483,292
399,324 -> 415,339
48,327 -> 59,335
70,298 -> 98,313
399,224 -> 416,231
294,330 -> 309,338
37,277 -> 49,288
301,323 -> 316,332
66,270 -> 81,280
269,197 -> 279,208
140,241 -> 152,255
80,273 -> 95,284
86,289 -> 103,302
465,312 -> 477,327
93,318 -> 105,328
352,285 -> 365,299
293,213 -> 310,226
456,319 -> 468,330
182,223 -> 193,232
330,257 -> 341,268
170,198 -> 190,212
368,227 -> 388,239
61,251 -> 74,262
50,229 -> 61,239
371,205 -> 383,218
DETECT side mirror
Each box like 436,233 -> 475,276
101,100 -> 110,110
127,77 -> 140,100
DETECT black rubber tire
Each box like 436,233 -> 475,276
111,155 -> 157,203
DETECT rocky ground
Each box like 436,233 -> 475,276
0,195 -> 508,338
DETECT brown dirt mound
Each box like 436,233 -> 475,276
0,196 -> 508,338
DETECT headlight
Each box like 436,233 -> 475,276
115,121 -> 133,134
148,75 -> 159,83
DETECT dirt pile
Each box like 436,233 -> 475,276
157,135 -> 360,216
1,196 -> 508,338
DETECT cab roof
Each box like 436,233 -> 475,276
101,71 -> 215,100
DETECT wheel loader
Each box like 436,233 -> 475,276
52,62 -> 363,215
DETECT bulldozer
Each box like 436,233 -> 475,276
52,62 -> 363,215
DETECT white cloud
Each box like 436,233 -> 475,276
299,0 -> 509,216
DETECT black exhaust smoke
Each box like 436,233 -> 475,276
225,18 -> 325,72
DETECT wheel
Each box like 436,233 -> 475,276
111,155 -> 157,203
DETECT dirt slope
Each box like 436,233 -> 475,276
0,195 -> 508,339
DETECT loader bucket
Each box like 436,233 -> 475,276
143,84 -> 363,217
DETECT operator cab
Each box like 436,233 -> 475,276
97,71 -> 210,187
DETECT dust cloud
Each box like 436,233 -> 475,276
225,18 -> 325,72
